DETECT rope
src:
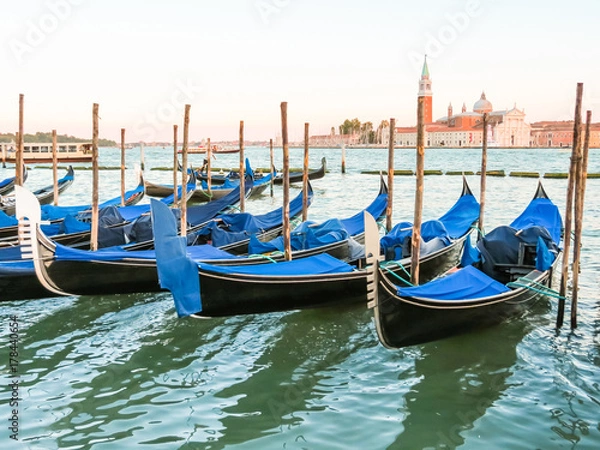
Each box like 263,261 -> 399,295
506,278 -> 565,300
246,254 -> 279,264
380,261 -> 414,287
471,225 -> 485,237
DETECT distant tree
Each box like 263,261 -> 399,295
0,131 -> 116,146
360,122 -> 373,144
377,120 -> 390,144
368,130 -> 376,144
340,119 -> 353,135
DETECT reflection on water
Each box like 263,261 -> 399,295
391,316 -> 536,450
1,147 -> 600,448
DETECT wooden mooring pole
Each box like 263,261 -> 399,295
557,82 -> 583,328
140,142 -> 145,171
173,125 -> 178,204
120,128 -> 126,206
341,143 -> 346,174
281,102 -> 291,261
206,137 -> 212,196
52,130 -> 58,206
386,118 -> 395,233
269,138 -> 274,197
16,94 -> 24,186
478,113 -> 488,239
570,109 -> 591,329
239,121 -> 245,212
91,103 -> 99,251
411,97 -> 425,286
303,123 -> 309,222
181,105 -> 190,237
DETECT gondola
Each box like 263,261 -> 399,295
194,162 -> 275,188
144,172 -> 199,200
40,174 -> 208,250
9,179 -> 309,300
150,178 -> 479,318
0,171 -> 145,244
0,165 -> 74,216
273,157 -> 327,185
172,159 -> 272,201
369,181 -> 563,349
0,167 -> 27,196
11,178 -> 474,304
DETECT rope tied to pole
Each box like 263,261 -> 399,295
507,278 -> 565,300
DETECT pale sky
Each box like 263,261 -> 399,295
1,0 -> 599,142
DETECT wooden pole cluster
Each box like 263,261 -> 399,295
239,121 -> 245,212
52,130 -> 58,206
269,138 -> 274,197
411,97 -> 426,286
570,109 -> 591,328
173,125 -> 178,203
386,118 -> 396,233
16,94 -> 24,186
120,128 -> 126,206
478,112 -> 488,239
280,102 -> 291,261
180,104 -> 190,237
302,123 -> 309,222
557,83 -> 583,328
91,103 -> 100,251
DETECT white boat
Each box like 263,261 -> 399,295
0,142 -> 92,163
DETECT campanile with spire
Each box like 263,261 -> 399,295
418,55 -> 433,124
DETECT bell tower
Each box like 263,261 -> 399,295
418,55 -> 433,124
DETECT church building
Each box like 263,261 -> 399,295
393,58 -> 531,147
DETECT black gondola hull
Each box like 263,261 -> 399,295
196,270 -> 368,317
374,266 -> 554,348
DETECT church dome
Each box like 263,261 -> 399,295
473,91 -> 493,113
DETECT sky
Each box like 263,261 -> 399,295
1,0 -> 599,143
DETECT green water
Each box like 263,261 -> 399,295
1,147 -> 599,449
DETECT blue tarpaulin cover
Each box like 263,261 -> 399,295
397,265 -> 510,300
0,174 -> 15,189
536,236 -> 554,271
54,235 -> 237,262
247,182 -> 386,254
40,184 -> 145,221
380,191 -> 479,260
186,178 -> 251,226
339,192 -> 388,236
436,192 -> 480,239
0,210 -> 17,227
248,218 -> 350,254
194,182 -> 313,247
510,197 -> 563,244
199,252 -> 355,277
460,234 -> 481,266
151,198 -> 202,317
